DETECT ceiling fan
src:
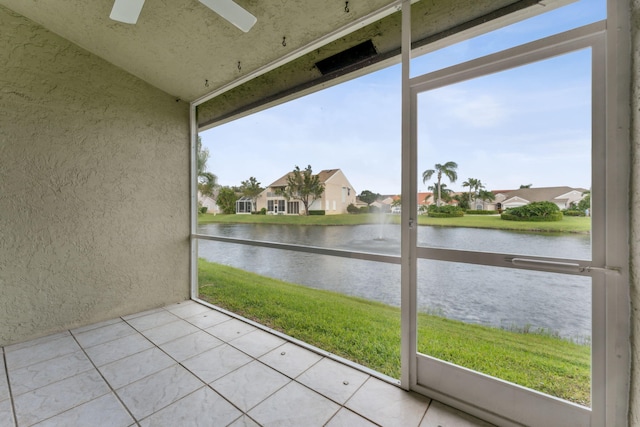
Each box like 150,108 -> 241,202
109,0 -> 257,32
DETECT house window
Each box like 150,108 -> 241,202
236,197 -> 252,214
287,201 -> 299,214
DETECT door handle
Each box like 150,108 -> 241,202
508,257 -> 620,275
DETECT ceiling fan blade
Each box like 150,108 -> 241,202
198,0 -> 257,32
110,0 -> 146,24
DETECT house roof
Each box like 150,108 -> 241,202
268,168 -> 341,188
499,186 -> 588,203
417,192 -> 433,205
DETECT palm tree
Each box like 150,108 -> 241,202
196,136 -> 218,198
422,161 -> 458,206
462,178 -> 485,208
198,172 -> 218,199
427,183 -> 453,204
477,189 -> 495,206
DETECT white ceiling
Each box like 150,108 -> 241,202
0,0 -> 398,101
2,0 -> 571,115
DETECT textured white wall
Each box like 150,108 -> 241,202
631,1 -> 640,424
0,7 -> 190,345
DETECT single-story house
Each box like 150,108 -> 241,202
256,168 -> 356,215
483,186 -> 589,211
199,192 -> 220,215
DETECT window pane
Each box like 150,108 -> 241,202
417,259 -> 591,406
410,0 -> 605,77
197,240 -> 401,378
416,49 -> 592,261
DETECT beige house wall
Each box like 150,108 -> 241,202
0,7 -> 190,345
258,169 -> 356,215
311,170 -> 356,214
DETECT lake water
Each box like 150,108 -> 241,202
197,222 -> 592,340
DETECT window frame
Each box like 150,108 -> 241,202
189,1 -> 631,424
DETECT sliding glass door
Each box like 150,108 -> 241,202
407,23 -> 610,426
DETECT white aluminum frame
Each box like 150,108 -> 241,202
404,17 -> 628,426
189,0 -> 630,425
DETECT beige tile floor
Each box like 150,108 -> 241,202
1,301 -> 494,426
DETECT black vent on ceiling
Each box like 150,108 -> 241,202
315,40 -> 377,75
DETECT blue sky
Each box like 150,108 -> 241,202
201,0 -> 604,195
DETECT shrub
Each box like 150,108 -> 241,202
465,210 -> 497,215
259,207 -> 267,215
428,205 -> 464,218
199,206 -> 208,214
502,202 -> 563,222
563,209 -> 584,217
501,212 -> 564,222
308,210 -> 326,216
359,205 -> 369,214
347,203 -> 360,214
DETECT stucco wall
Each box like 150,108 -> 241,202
0,7 -> 190,345
630,0 -> 640,424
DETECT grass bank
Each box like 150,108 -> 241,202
198,259 -> 590,405
198,213 -> 590,233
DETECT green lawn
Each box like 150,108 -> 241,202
198,259 -> 591,406
198,212 -> 591,233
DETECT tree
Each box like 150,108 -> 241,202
462,178 -> 485,207
279,165 -> 325,216
422,161 -> 458,206
391,196 -> 401,208
453,193 -> 470,210
240,176 -> 263,213
216,186 -> 238,214
577,191 -> 591,213
519,183 -> 532,189
427,182 -> 453,204
359,190 -> 380,206
477,189 -> 496,205
196,136 -> 218,198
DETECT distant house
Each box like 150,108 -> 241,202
256,168 -> 357,215
198,192 -> 220,214
417,192 -> 433,213
235,197 -> 253,214
482,186 -> 589,211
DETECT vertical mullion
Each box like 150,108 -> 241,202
604,0 -> 632,424
190,103 -> 198,300
590,35 -> 607,426
400,0 -> 416,390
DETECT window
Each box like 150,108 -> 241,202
287,201 -> 299,215
192,1 -> 627,425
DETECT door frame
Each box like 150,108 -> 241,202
400,7 -> 628,424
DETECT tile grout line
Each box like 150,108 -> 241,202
192,298 -> 401,385
336,376 -> 383,426
249,351 -> 383,427
123,308 -> 253,425
123,306 -> 384,426
160,308 -> 300,425
2,347 -> 19,427
418,398 -> 433,427
70,325 -> 142,427
181,308 -> 382,426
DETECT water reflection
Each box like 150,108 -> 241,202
197,223 -> 591,340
